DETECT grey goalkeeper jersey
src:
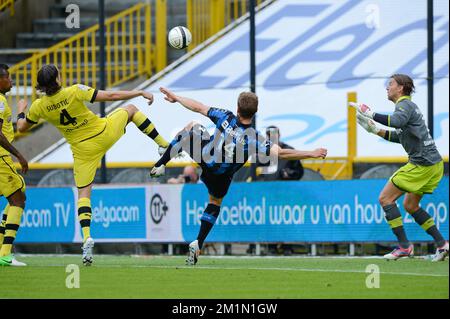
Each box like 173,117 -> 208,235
386,97 -> 442,166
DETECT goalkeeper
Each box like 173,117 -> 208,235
351,74 -> 447,262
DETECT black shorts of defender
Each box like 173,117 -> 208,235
200,169 -> 233,199
177,124 -> 233,199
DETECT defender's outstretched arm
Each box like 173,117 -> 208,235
160,87 -> 210,116
270,144 -> 327,160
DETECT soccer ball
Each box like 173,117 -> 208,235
168,26 -> 192,49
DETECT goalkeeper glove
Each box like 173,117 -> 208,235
356,113 -> 380,134
349,102 -> 374,119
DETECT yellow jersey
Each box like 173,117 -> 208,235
26,84 -> 106,145
0,93 -> 14,157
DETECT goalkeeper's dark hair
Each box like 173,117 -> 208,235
36,64 -> 61,96
0,64 -> 9,78
391,74 -> 415,96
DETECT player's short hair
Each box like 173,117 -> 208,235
391,74 -> 415,96
36,64 -> 61,96
237,92 -> 258,120
0,64 -> 9,78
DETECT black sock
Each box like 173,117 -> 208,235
155,129 -> 189,167
196,203 -> 221,249
197,220 -> 214,249
155,144 -> 174,167
411,207 -> 446,247
383,204 -> 410,249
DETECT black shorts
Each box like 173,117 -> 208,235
179,124 -> 233,198
200,169 -> 233,199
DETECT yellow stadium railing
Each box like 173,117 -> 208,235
7,2 -> 167,107
18,156 -> 449,172
0,0 -> 15,16
347,91 -> 357,178
187,0 -> 265,50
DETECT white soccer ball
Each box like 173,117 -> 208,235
168,26 -> 192,50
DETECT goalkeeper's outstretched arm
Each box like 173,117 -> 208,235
349,102 -> 410,129
356,113 -> 400,144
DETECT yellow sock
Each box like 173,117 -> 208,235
0,205 -> 23,257
132,111 -> 169,147
0,204 -> 10,250
78,198 -> 92,243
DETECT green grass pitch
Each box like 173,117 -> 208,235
0,255 -> 448,299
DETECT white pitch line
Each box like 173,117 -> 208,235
16,254 -> 442,262
34,263 -> 448,277
131,265 -> 450,277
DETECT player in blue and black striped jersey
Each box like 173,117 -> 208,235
152,87 -> 327,265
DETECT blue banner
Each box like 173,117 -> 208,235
181,178 -> 449,242
0,187 -> 147,243
0,188 -> 76,243
90,187 -> 147,240
1,179 -> 448,243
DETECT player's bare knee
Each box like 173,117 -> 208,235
403,200 -> 419,214
17,192 -> 26,208
378,194 -> 385,206
78,185 -> 93,199
8,191 -> 26,208
209,196 -> 223,206
378,193 -> 393,207
211,200 -> 221,206
124,104 -> 139,121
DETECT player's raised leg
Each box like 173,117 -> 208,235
378,182 -> 413,260
123,104 -> 169,152
151,121 -> 197,177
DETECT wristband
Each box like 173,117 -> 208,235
17,112 -> 25,120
